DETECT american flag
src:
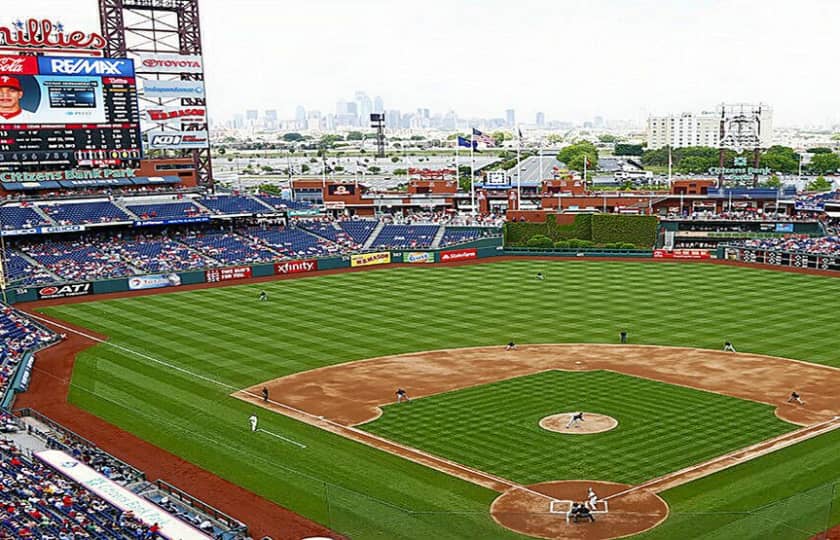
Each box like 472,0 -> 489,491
472,128 -> 495,147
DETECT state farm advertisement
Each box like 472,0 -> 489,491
440,248 -> 477,262
653,249 -> 712,260
275,259 -> 318,275
206,266 -> 252,283
37,282 -> 92,299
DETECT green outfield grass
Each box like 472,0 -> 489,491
363,370 -> 794,485
38,260 -> 840,539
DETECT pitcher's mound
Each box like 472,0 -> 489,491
540,413 -> 618,434
491,480 -> 668,540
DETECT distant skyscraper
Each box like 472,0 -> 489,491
355,91 -> 372,125
505,109 -> 515,127
295,106 -> 306,123
385,109 -> 401,130
245,110 -> 258,128
233,113 -> 245,129
264,109 -> 278,130
374,96 -> 384,113
536,112 -> 545,127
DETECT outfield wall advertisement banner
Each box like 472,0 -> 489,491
206,266 -> 252,283
440,248 -> 477,262
351,252 -> 391,268
36,450 -> 212,540
140,80 -> 205,99
275,259 -> 318,274
653,249 -> 712,260
726,248 -> 840,272
37,282 -> 92,299
146,130 -> 209,150
405,252 -> 434,264
128,273 -> 181,290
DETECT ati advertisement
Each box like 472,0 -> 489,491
653,249 -> 712,260
36,282 -> 92,299
405,252 -> 434,264
440,248 -> 477,262
275,259 -> 318,274
350,251 -> 391,268
0,55 -> 141,169
206,266 -> 252,283
128,273 -> 181,291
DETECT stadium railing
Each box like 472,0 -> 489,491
153,478 -> 248,537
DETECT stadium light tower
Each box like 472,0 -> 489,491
98,0 -> 214,187
370,114 -> 386,158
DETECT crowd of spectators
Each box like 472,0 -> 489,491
98,235 -> 209,274
21,240 -> 136,283
730,236 -> 840,256
664,210 -> 818,221
382,210 -> 505,227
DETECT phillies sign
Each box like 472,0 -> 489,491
275,259 -> 318,275
143,107 -> 206,124
0,19 -> 107,52
38,56 -> 134,76
0,55 -> 37,75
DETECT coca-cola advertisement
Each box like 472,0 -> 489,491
0,55 -> 38,75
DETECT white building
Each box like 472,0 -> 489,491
647,104 -> 773,150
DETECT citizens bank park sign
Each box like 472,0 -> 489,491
0,18 -> 107,54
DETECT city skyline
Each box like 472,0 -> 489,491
18,0 -> 840,129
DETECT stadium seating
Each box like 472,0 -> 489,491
105,235 -> 210,273
179,232 -> 278,265
242,226 -> 340,258
21,239 -> 137,282
439,227 -> 486,247
198,195 -> 272,215
257,195 -> 314,211
338,220 -> 378,245
732,236 -> 840,256
370,224 -> 439,249
0,205 -> 52,231
2,249 -> 54,286
126,201 -> 207,220
39,201 -> 131,225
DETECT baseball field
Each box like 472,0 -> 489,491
28,259 -> 840,539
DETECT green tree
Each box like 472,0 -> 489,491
807,147 -> 833,154
319,134 -> 343,147
368,166 -> 382,174
282,132 -> 304,142
391,156 -> 400,163
763,174 -> 782,188
807,175 -> 833,191
491,131 -> 512,146
614,143 -> 644,156
257,183 -> 282,195
809,153 -> 840,175
761,146 -> 799,174
598,134 -> 618,143
346,131 -> 364,141
301,164 -> 310,173
559,141 -> 599,171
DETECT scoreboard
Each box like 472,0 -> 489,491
0,55 -> 142,172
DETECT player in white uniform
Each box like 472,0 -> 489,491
249,414 -> 258,432
566,412 -> 585,428
585,487 -> 599,511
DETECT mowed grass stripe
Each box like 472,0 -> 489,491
41,260 -> 840,540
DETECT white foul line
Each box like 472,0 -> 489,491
258,428 -> 307,449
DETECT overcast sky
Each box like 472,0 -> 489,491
14,0 -> 840,127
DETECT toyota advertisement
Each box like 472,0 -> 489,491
128,273 -> 181,290
134,53 -> 204,74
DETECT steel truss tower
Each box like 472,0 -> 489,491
99,0 -> 213,186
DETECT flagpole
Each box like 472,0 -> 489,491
455,136 -> 459,193
470,130 -> 476,216
539,138 -> 544,184
516,126 -> 522,205
583,153 -> 588,190
667,146 -> 672,185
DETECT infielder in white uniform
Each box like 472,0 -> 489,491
249,414 -> 258,432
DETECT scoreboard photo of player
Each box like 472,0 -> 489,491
0,55 -> 142,171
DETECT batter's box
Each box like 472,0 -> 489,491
549,499 -> 609,522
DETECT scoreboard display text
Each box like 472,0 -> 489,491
0,55 -> 141,171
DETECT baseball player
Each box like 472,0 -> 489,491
536,272 -> 545,281
619,330 -> 628,344
261,387 -> 269,402
249,414 -> 258,432
585,487 -> 599,511
505,340 -> 517,351
724,341 -> 736,352
259,290 -> 268,301
566,412 -> 585,428
396,388 -> 410,403
787,391 -> 805,405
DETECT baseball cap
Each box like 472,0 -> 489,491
0,75 -> 22,91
